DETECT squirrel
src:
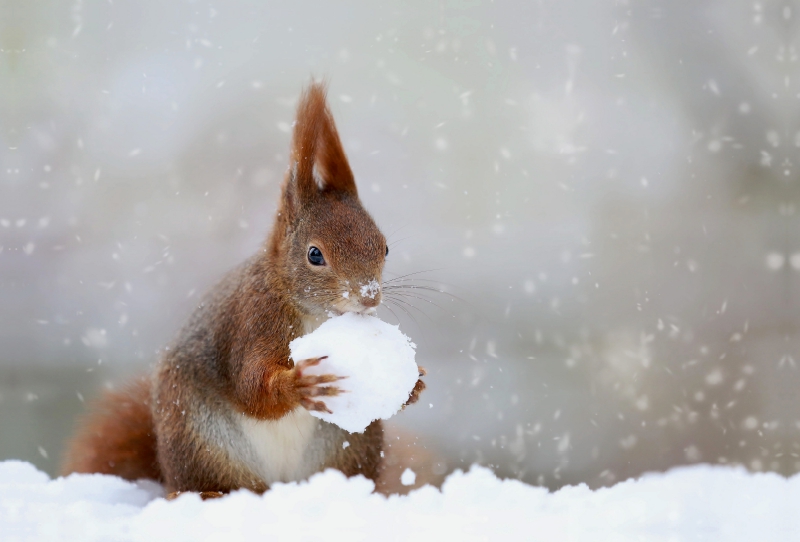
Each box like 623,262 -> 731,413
61,82 -> 426,498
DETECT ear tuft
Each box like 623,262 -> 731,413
291,81 -> 356,198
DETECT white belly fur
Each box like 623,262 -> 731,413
236,407 -> 319,484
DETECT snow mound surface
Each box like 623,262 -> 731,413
289,313 -> 419,433
2,461 -> 798,541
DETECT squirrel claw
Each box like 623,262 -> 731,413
295,356 -> 328,370
297,373 -> 346,387
300,385 -> 344,398
301,397 -> 333,414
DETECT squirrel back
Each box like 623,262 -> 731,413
62,82 -> 424,494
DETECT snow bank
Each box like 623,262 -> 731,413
289,313 -> 419,433
2,460 -> 797,541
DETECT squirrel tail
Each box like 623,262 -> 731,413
61,375 -> 162,483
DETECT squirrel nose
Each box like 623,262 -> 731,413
358,279 -> 381,309
360,295 -> 381,308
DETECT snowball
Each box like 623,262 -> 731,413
289,313 -> 419,433
401,468 -> 416,486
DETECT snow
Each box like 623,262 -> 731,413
359,280 -> 381,299
400,468 -> 416,486
289,313 -> 419,433
2,460 -> 797,541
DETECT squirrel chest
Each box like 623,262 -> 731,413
233,407 -> 321,484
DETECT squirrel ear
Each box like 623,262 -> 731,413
290,81 -> 357,199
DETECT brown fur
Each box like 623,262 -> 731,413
62,375 -> 161,482
61,82 -> 425,496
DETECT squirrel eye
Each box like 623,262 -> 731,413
308,246 -> 325,266
385,246 -> 389,257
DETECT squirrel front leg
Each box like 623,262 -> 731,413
402,366 -> 427,409
234,350 -> 344,419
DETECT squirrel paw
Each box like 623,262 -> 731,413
293,356 -> 346,414
402,366 -> 427,409
166,490 -> 225,501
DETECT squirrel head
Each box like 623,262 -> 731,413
268,82 -> 387,319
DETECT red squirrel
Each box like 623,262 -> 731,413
61,82 -> 426,497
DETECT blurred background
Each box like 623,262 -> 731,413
1,0 -> 799,490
